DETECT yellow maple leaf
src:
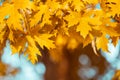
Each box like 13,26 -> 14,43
71,0 -> 84,11
65,10 -> 102,38
0,0 -> 35,31
100,0 -> 120,17
64,11 -> 81,27
26,35 -> 41,64
76,17 -> 92,38
30,4 -> 48,27
0,4 -> 23,31
96,34 -> 109,51
46,0 -> 61,13
101,26 -> 120,37
82,34 -> 93,47
30,3 -> 52,28
94,24 -> 120,37
34,34 -> 55,49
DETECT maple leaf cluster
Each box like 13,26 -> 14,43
0,0 -> 120,63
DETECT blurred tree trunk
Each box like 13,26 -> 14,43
40,44 -> 108,80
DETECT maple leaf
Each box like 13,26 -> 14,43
46,0 -> 61,13
82,34 -> 93,47
0,0 -> 35,31
100,0 -> 120,17
71,0 -> 84,11
0,4 -> 23,31
64,10 -> 102,38
30,0 -> 61,28
26,35 -> 41,64
96,34 -> 109,51
30,4 -> 48,27
64,11 -> 81,27
76,17 -> 92,38
34,34 -> 55,49
101,26 -> 120,37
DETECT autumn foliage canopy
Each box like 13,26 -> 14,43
0,0 -> 120,63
